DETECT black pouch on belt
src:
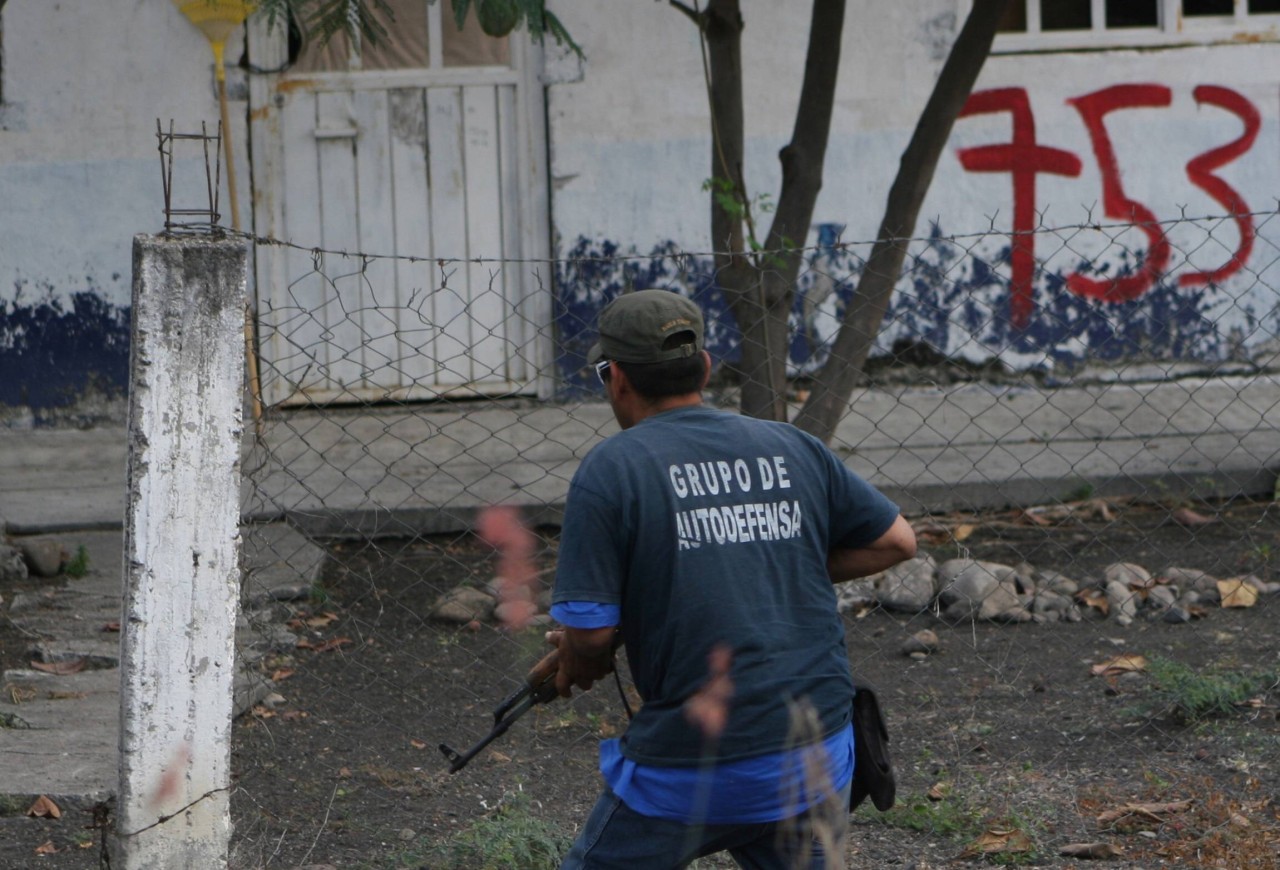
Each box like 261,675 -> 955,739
848,677 -> 896,812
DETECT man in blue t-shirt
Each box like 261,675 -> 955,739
549,289 -> 916,869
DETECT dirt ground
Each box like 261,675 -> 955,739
2,498 -> 1278,869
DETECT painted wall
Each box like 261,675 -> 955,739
547,1 -> 1280,389
0,2 -> 249,425
5,1 -> 1280,420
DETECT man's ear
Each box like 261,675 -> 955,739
609,361 -> 632,397
699,350 -> 713,390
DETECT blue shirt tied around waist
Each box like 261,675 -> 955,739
552,406 -> 900,825
552,601 -> 855,824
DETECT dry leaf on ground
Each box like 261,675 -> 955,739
960,827 -> 1033,858
297,637 -> 353,653
1091,654 -> 1148,677
30,659 -> 86,676
1077,589 -> 1110,616
1098,799 -> 1193,827
27,795 -> 61,819
33,841 -> 59,855
1173,507 -> 1216,527
1060,842 -> 1125,858
288,612 -> 339,630
1218,579 -> 1259,608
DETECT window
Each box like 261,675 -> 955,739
294,0 -> 509,74
993,0 -> 1280,51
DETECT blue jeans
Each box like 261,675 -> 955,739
559,780 -> 852,870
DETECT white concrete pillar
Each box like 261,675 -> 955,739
116,234 -> 248,868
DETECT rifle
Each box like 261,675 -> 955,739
439,646 -> 561,773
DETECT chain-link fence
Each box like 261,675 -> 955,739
230,213 -> 1280,868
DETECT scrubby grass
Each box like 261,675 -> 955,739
64,545 -> 89,578
415,790 -> 571,870
1142,655 -> 1278,723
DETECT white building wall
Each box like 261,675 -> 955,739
3,1 -> 1278,416
1,3 -> 249,300
545,0 -> 1280,374
0,2 -> 250,421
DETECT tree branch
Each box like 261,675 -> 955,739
766,0 -> 846,255
668,0 -> 702,25
794,0 -> 1013,443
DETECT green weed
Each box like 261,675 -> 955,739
64,545 -> 90,578
878,792 -> 984,838
420,789 -> 571,869
1062,481 -> 1095,502
1141,655 -> 1278,723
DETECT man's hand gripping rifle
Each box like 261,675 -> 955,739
440,629 -> 624,774
439,645 -> 562,774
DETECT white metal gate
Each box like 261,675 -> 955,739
247,5 -> 550,405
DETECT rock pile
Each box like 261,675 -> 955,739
427,554 -> 1276,634
835,555 -> 1279,627
430,578 -> 555,628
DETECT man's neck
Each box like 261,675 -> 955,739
623,393 -> 703,428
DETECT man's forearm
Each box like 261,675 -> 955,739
828,514 -> 917,582
552,626 -> 618,698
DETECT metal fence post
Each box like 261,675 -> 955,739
116,234 -> 247,868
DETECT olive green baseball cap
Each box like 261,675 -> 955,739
588,289 -> 705,364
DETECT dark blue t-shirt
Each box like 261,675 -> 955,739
553,405 -> 899,767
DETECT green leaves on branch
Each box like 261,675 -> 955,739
306,0 -> 396,48
450,0 -> 580,53
703,176 -> 795,269
254,0 -> 581,57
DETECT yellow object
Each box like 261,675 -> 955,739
171,0 -> 255,80
170,0 -> 264,427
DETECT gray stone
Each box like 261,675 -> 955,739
938,559 -> 1010,604
247,624 -> 299,654
1105,562 -> 1152,589
1146,585 -> 1178,611
1038,570 -> 1080,596
432,585 -> 496,624
6,592 -> 38,613
942,598 -> 978,622
876,556 -> 937,613
266,583 -> 314,603
1242,574 -> 1280,595
1106,580 -> 1138,626
1162,567 -> 1219,595
18,539 -> 65,577
835,578 -> 877,613
0,545 -> 28,584
1031,589 -> 1074,615
901,629 -> 940,656
1012,562 -> 1037,594
938,559 -> 1027,621
1163,605 -> 1194,624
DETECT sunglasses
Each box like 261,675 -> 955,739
594,359 -> 612,385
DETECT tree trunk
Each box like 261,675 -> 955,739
702,0 -> 846,421
701,0 -> 770,414
793,0 -> 1011,443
